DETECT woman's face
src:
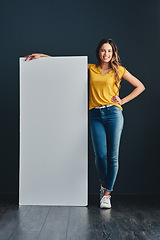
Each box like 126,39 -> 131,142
99,43 -> 113,64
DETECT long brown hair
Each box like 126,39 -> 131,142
96,38 -> 123,94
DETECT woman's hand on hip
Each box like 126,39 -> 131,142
111,95 -> 123,105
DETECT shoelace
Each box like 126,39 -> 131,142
101,195 -> 111,203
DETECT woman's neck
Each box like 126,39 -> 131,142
100,62 -> 111,70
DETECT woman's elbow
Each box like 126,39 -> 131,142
136,83 -> 145,93
140,83 -> 146,92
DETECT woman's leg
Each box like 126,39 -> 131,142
104,107 -> 124,193
89,112 -> 108,184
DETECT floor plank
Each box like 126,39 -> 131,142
37,206 -> 70,240
66,206 -> 95,240
9,206 -> 50,240
0,205 -> 31,240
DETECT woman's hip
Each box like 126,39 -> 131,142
89,105 -> 124,123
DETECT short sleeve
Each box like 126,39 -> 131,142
123,67 -> 129,74
118,66 -> 129,79
88,63 -> 93,70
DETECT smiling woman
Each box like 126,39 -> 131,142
88,38 -> 145,209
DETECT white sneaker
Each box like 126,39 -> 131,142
100,195 -> 111,209
100,185 -> 106,200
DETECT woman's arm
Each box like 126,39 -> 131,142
25,53 -> 52,61
111,72 -> 146,105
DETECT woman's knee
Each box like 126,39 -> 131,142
95,152 -> 107,161
107,155 -> 119,166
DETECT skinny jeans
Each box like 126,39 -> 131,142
89,105 -> 124,192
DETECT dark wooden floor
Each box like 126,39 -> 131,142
0,195 -> 160,240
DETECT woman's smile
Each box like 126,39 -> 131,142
103,56 -> 110,60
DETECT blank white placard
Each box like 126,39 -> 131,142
19,56 -> 88,206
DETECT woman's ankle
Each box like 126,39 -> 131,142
104,190 -> 111,196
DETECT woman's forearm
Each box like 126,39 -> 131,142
121,85 -> 145,105
40,54 -> 52,57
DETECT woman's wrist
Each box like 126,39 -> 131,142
121,99 -> 125,105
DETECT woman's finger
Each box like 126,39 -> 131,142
25,55 -> 32,61
25,54 -> 35,61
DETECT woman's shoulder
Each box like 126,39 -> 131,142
88,63 -> 96,69
88,63 -> 99,72
118,65 -> 129,75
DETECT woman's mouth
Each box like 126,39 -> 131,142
103,57 -> 110,60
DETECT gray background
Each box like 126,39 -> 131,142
1,0 -> 159,196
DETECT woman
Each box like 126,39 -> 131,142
25,38 -> 145,209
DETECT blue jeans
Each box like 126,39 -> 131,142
89,105 -> 124,192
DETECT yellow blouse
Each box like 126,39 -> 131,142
88,64 -> 129,111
